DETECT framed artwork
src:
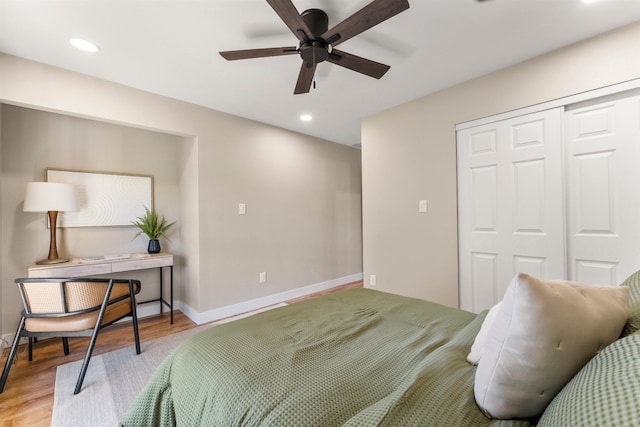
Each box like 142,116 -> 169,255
46,168 -> 154,227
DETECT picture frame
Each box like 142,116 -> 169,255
46,168 -> 154,228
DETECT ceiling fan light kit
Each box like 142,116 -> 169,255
219,0 -> 410,94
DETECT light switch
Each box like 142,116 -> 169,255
239,203 -> 246,215
419,200 -> 428,213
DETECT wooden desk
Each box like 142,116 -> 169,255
27,253 -> 175,324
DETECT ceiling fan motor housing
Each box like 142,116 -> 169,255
299,9 -> 329,64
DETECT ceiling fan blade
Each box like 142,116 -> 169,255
294,61 -> 317,94
219,47 -> 298,61
327,49 -> 390,79
322,0 -> 410,48
266,0 -> 314,42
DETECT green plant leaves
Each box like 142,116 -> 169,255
131,206 -> 176,240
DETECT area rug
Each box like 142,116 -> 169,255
51,303 -> 287,427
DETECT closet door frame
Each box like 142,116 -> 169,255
456,79 -> 640,133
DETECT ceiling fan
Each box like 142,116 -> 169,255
219,0 -> 410,94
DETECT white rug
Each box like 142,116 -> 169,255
51,303 -> 287,427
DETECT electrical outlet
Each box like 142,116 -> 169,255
370,274 -> 377,287
259,272 -> 267,283
239,203 -> 247,215
419,199 -> 428,213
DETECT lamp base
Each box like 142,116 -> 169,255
35,258 -> 69,265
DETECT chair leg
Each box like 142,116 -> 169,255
0,317 -> 26,393
28,337 -> 33,361
62,337 -> 70,355
73,326 -> 101,395
130,290 -> 141,355
132,315 -> 141,355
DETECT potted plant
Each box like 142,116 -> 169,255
131,206 -> 176,254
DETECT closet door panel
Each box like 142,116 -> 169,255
574,260 -> 618,286
513,255 -> 547,278
458,126 -> 501,312
565,90 -> 640,286
470,252 -> 499,311
572,151 -> 616,235
470,165 -> 498,233
512,159 -> 545,232
458,108 -> 565,312
505,111 -> 565,285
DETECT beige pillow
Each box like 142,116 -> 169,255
474,273 -> 629,419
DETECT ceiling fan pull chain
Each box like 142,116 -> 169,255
312,43 -> 316,90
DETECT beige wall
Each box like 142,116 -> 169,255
0,105 -> 185,329
362,22 -> 640,307
0,54 -> 362,335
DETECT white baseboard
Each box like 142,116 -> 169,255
181,273 -> 363,325
135,301 -> 174,319
0,273 -> 363,351
0,334 -> 24,353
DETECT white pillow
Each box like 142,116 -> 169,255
467,301 -> 502,365
474,273 -> 629,419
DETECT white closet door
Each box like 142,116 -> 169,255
565,90 -> 640,286
458,108 -> 565,312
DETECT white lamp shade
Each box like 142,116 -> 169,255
23,182 -> 79,213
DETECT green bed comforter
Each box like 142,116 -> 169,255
121,288 -> 534,426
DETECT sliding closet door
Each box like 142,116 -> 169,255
457,108 -> 565,312
565,90 -> 640,286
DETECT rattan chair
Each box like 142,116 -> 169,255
0,277 -> 141,395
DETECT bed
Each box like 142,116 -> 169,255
121,271 -> 640,426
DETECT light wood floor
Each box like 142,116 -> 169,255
0,281 -> 362,426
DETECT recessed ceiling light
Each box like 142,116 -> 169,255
300,114 -> 313,122
581,0 -> 600,3
69,38 -> 100,53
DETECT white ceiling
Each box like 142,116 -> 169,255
1,0 -> 640,147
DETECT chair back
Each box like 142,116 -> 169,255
17,278 -> 140,316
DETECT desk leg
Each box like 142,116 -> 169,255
158,265 -> 174,324
170,265 -> 174,324
159,267 -> 164,315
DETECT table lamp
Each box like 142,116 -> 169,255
24,182 -> 79,265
